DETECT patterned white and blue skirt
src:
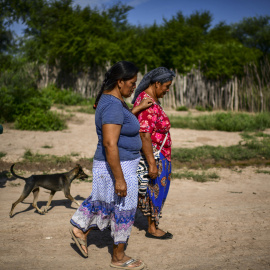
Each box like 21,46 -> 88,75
70,158 -> 140,245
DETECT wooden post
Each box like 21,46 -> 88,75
230,78 -> 234,111
183,75 -> 187,107
234,76 -> 239,112
179,74 -> 184,106
254,64 -> 264,112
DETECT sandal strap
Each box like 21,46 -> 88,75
122,259 -> 137,267
76,237 -> 87,247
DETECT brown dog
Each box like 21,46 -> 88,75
9,164 -> 88,217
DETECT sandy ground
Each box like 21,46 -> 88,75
1,110 -> 244,162
0,110 -> 270,270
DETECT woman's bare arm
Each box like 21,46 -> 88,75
102,124 -> 127,197
140,132 -> 158,179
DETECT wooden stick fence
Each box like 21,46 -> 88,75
38,58 -> 270,112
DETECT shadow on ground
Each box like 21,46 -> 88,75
9,194 -> 86,218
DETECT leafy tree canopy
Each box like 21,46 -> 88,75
231,15 -> 270,54
1,0 -> 269,78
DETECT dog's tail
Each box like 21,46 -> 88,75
10,164 -> 28,180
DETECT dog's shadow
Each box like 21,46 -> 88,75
10,194 -> 86,218
41,194 -> 86,210
37,194 -> 86,212
9,203 -> 34,217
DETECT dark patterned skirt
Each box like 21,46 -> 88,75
137,152 -> 171,226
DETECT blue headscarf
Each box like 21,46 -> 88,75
132,67 -> 175,104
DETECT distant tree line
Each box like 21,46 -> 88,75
1,0 -> 270,112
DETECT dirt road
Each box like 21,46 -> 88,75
0,110 -> 269,270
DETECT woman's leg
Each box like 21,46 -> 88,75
72,226 -> 93,254
110,159 -> 139,244
110,159 -> 144,268
147,216 -> 167,236
70,160 -> 112,256
111,243 -> 143,267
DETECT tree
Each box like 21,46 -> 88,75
161,11 -> 213,73
0,17 -> 13,70
1,0 -> 46,25
106,1 -> 133,31
231,15 -> 270,54
208,22 -> 234,43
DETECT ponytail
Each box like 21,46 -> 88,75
93,80 -> 106,110
93,71 -> 111,109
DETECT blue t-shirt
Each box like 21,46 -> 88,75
94,94 -> 142,161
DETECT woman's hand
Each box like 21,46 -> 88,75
139,97 -> 153,110
115,179 -> 127,197
148,163 -> 159,179
140,132 -> 159,180
132,97 -> 153,115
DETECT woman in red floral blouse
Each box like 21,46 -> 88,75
132,67 -> 175,240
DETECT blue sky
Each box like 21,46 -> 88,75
10,0 -> 270,35
75,0 -> 270,26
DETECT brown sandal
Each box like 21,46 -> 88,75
69,227 -> 88,257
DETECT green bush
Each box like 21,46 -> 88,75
23,149 -> 71,163
170,112 -> 270,131
256,170 -> 270,175
0,67 -> 92,130
0,85 -> 43,123
0,61 -> 42,122
0,152 -> 7,159
213,113 -> 252,131
14,110 -> 67,131
172,171 -> 219,182
194,105 -> 212,112
176,106 -> 189,111
41,85 -> 94,106
195,105 -> 206,111
172,134 -> 270,163
205,105 -> 213,111
76,106 -> 96,114
15,97 -> 52,117
0,86 -> 14,122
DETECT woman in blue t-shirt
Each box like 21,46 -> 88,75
69,61 -> 152,269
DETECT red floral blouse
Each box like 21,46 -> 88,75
133,91 -> 172,161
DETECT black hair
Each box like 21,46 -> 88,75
94,61 -> 139,109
